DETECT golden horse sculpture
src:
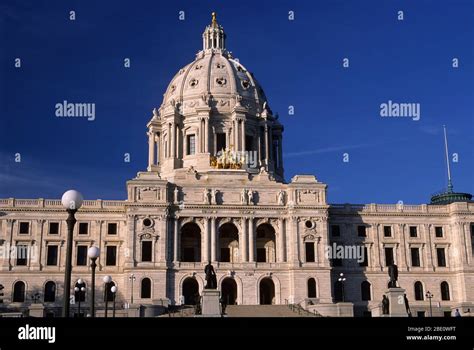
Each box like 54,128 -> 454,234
210,146 -> 245,169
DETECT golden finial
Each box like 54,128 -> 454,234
211,12 -> 217,26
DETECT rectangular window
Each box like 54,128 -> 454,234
49,222 -> 59,235
216,133 -> 226,152
16,245 -> 28,266
417,311 -> 426,317
357,226 -> 367,237
19,222 -> 30,234
435,226 -> 443,238
409,226 -> 417,238
359,247 -> 369,267
76,246 -> 88,266
106,246 -> 117,266
187,134 -> 196,155
305,242 -> 315,262
383,226 -> 392,237
78,223 -> 89,235
331,225 -> 340,237
107,223 -> 117,235
385,247 -> 394,266
220,248 -> 230,262
257,248 -> 266,262
437,248 -> 446,267
141,241 -> 152,262
46,246 -> 58,266
444,311 -> 452,317
411,248 -> 420,267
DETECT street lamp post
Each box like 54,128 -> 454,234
426,291 -> 434,317
61,190 -> 83,317
103,275 -> 112,318
74,278 -> 85,317
87,246 -> 100,317
129,274 -> 136,305
111,286 -> 117,318
338,273 -> 347,302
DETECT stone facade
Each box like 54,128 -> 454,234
0,15 -> 473,317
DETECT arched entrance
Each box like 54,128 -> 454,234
221,278 -> 237,305
256,223 -> 276,262
259,278 -> 275,305
219,223 -> 239,262
182,277 -> 199,305
180,223 -> 201,262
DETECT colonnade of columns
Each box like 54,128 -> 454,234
171,216 -> 287,264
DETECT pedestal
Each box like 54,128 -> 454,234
386,288 -> 408,317
29,303 -> 45,317
201,289 -> 221,317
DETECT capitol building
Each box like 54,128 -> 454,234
1,14 -> 473,317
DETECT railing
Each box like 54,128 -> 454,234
330,203 -> 449,214
286,299 -> 321,317
0,198 -> 126,209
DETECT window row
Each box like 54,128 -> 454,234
9,278 -> 154,303
14,245 -> 119,267
332,281 -> 451,302
330,225 -> 446,238
15,222 -> 119,235
330,246 -> 448,267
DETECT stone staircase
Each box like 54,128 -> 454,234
225,305 -> 320,317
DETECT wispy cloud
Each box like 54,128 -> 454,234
284,143 -> 372,158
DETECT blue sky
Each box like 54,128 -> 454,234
0,0 -> 473,204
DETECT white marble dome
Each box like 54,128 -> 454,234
159,15 -> 269,117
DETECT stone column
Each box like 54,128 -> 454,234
463,223 -> 472,265
241,217 -> 247,262
203,218 -> 210,263
241,119 -> 246,152
424,224 -> 434,270
31,219 -> 44,270
170,122 -> 176,158
147,131 -> 155,169
248,217 -> 255,262
278,218 -> 285,262
156,133 -> 161,165
211,217 -> 217,262
290,217 -> 300,263
125,215 -> 135,268
173,217 -> 179,262
206,117 -> 210,153
3,219 -> 14,269
398,224 -> 407,269
198,118 -> 202,153
159,217 -> 168,263
264,125 -> 269,165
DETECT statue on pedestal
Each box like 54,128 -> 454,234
388,263 -> 398,288
382,295 -> 390,315
204,261 -> 217,289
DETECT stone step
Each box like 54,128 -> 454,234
225,305 -> 318,317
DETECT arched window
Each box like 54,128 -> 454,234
13,281 -> 26,302
141,278 -> 151,299
441,282 -> 450,301
44,281 -> 56,302
361,281 -> 371,301
414,281 -> 424,301
307,278 -> 317,298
